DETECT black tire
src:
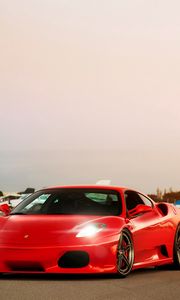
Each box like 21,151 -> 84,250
173,224 -> 180,269
117,229 -> 134,277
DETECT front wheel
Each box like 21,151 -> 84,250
117,230 -> 134,277
173,224 -> 180,269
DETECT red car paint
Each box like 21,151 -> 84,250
0,185 -> 179,275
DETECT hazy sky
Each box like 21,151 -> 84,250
0,1 -> 180,193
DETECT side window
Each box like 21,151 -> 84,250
125,191 -> 144,211
138,193 -> 153,207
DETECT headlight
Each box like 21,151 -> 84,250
76,223 -> 106,237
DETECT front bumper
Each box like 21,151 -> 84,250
0,240 -> 118,274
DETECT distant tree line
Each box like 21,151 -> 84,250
148,187 -> 180,203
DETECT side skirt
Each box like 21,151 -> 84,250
132,258 -> 173,270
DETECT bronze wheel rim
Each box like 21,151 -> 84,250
117,231 -> 134,276
175,229 -> 180,264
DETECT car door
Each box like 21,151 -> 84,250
124,190 -> 166,265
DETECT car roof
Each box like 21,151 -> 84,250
41,185 -> 129,192
39,185 -> 150,198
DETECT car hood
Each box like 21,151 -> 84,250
0,215 -> 125,247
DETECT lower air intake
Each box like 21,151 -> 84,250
58,251 -> 89,268
7,262 -> 44,272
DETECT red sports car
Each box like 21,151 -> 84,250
0,185 -> 180,277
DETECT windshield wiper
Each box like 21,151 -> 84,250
10,212 -> 27,215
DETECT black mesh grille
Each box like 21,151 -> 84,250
58,251 -> 89,268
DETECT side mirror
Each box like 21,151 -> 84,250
128,204 -> 152,217
0,203 -> 11,216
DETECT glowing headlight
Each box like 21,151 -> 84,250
76,223 -> 106,237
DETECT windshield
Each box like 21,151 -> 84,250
11,188 -> 122,216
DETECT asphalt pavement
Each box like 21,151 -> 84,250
0,268 -> 180,300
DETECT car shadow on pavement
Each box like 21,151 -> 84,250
0,265 -> 178,281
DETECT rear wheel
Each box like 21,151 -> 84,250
173,224 -> 180,269
117,230 -> 134,277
